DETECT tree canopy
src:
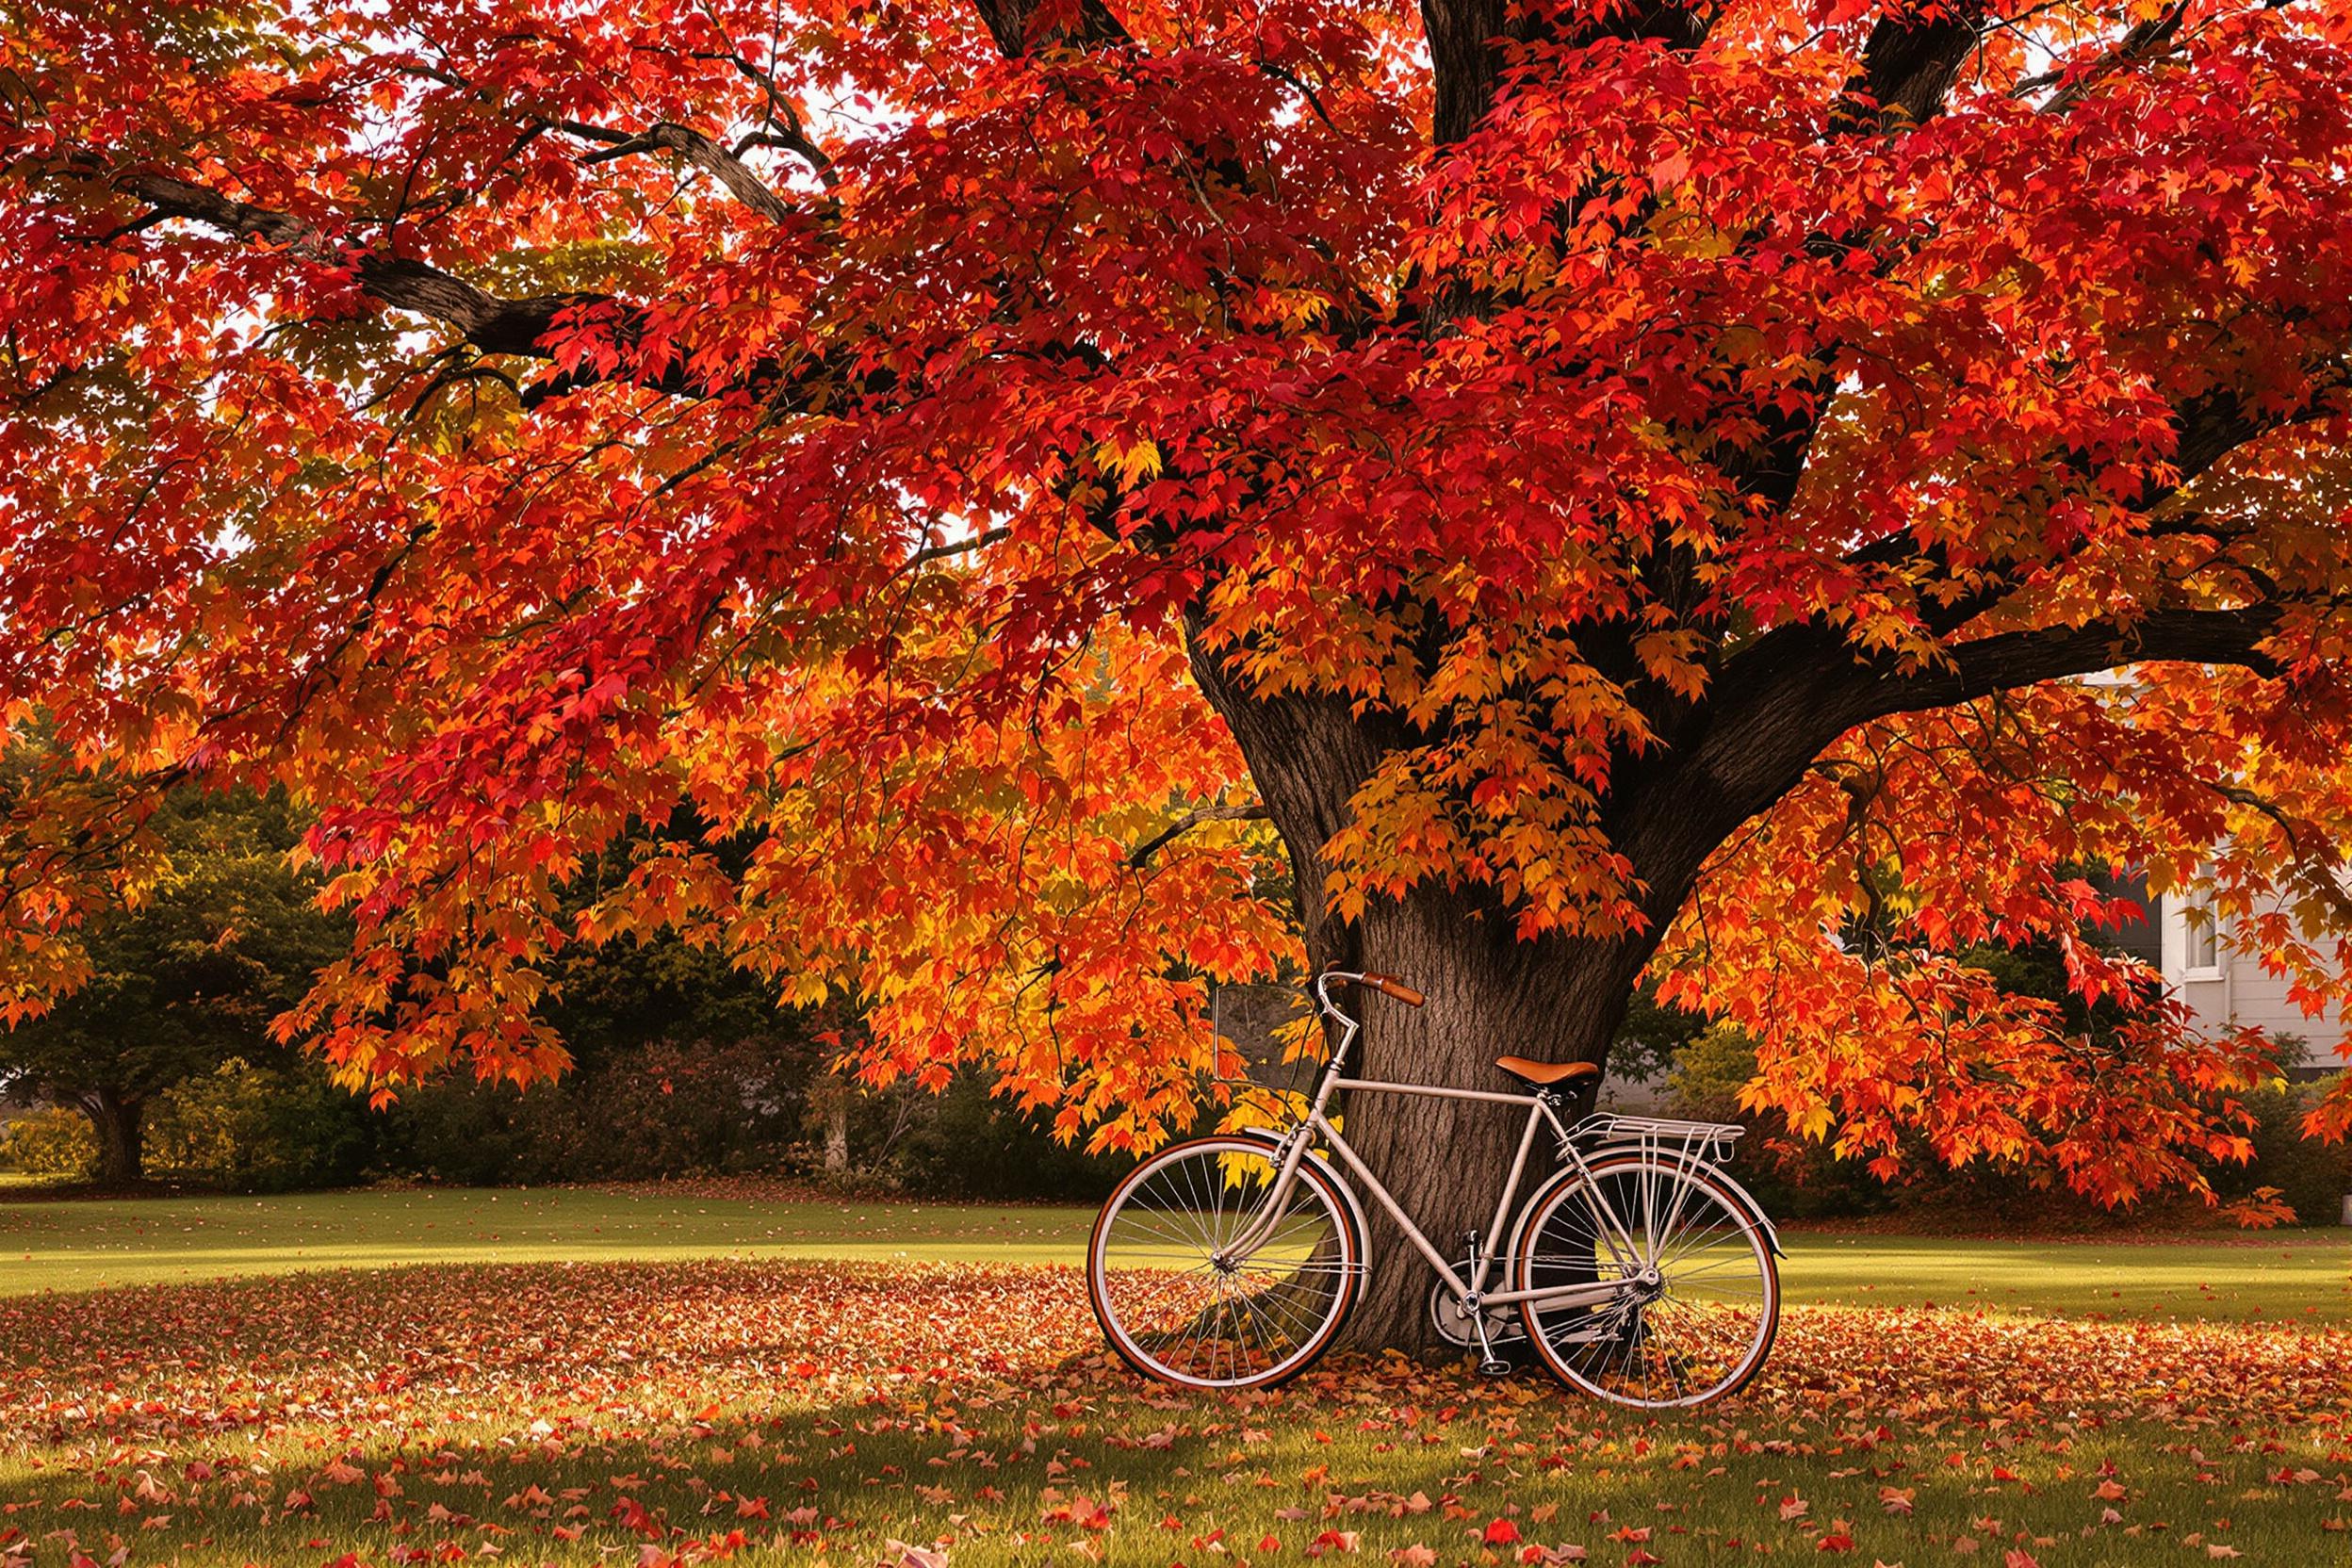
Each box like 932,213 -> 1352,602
7,0 -> 2352,1280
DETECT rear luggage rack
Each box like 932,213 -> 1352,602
1567,1113 -> 1744,1163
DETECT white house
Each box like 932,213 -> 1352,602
2105,869 -> 2345,1081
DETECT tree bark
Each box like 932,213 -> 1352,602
825,1093 -> 851,1174
1186,621 -> 1660,1350
1325,904 -> 1650,1349
78,1089 -> 145,1186
808,1074 -> 853,1174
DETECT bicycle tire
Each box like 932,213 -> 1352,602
1088,1135 -> 1364,1390
1512,1152 -> 1779,1408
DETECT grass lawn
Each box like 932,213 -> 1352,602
0,1185 -> 1089,1297
1,1193 -> 2350,1564
6,1184 -> 2350,1322
4,1251 -> 2349,1568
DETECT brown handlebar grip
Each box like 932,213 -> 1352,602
1363,972 -> 1426,1007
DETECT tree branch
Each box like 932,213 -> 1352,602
1827,0 -> 1990,136
899,527 -> 1011,577
2170,363 -> 2352,488
1828,350 -> 2351,642
2014,0 -> 2192,113
1697,7 -> 1994,526
2208,779 -> 2308,858
1872,604 -> 2287,717
1611,601 -> 2296,932
1126,804 -> 1271,868
112,168 -> 592,357
970,0 -> 1134,58
687,49 -> 840,187
49,155 -> 888,408
390,57 -> 814,220
558,118 -> 798,224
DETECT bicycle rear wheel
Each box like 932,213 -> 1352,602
1513,1152 -> 1777,1408
1088,1136 -> 1362,1390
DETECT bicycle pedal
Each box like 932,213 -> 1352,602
1476,1359 -> 1513,1379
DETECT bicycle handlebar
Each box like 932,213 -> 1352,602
1317,969 -> 1425,1008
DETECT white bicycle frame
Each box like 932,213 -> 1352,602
1219,972 -> 1675,1319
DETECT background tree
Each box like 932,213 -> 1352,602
7,0 -> 2352,1343
0,777 -> 348,1183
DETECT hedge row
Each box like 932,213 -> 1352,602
2,1041 -> 1134,1202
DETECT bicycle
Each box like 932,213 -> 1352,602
1086,970 -> 1784,1408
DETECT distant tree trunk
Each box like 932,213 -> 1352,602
815,1079 -> 851,1173
78,1089 -> 146,1185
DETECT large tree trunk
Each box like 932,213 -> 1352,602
1330,898 -> 1654,1349
1186,622 -> 1666,1351
79,1089 -> 146,1186
1183,602 -> 1928,1350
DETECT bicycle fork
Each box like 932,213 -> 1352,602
1214,973 -> 1367,1267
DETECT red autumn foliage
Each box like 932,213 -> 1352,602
7,0 -> 2352,1329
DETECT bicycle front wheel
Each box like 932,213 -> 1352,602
1514,1153 -> 1778,1408
1088,1136 -> 1363,1390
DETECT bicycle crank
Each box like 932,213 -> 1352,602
1428,1280 -> 1526,1350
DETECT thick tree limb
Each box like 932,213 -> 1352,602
970,0 -> 1133,58
1609,601 -> 2294,932
1875,604 -> 2287,714
1419,0 -> 1522,148
1827,0 -> 1990,135
2171,364 -> 2352,487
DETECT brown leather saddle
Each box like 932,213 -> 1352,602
1494,1055 -> 1601,1088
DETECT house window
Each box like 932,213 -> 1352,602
2179,874 -> 2223,980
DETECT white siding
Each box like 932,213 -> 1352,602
2160,891 -> 2348,1069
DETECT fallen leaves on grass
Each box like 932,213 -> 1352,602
0,1260 -> 2346,1566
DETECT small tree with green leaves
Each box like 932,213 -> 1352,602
0,785 -> 347,1184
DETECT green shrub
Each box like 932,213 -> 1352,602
0,1105 -> 97,1179
2210,1076 -> 2352,1224
145,1058 -> 375,1192
886,1073 -> 1135,1202
379,1033 -> 816,1185
384,1077 -> 550,1187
